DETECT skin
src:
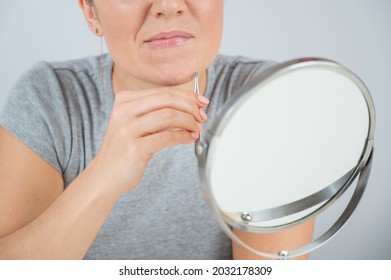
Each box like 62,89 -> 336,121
0,0 -> 314,259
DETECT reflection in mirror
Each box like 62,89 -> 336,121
197,58 -> 375,258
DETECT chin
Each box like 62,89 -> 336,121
158,74 -> 194,87
143,52 -> 202,86
153,66 -> 197,87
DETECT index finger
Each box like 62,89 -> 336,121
115,87 -> 209,108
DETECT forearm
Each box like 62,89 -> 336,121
233,219 -> 315,260
0,161 -> 120,260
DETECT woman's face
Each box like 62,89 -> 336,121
84,0 -> 224,88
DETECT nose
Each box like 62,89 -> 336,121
150,0 -> 187,18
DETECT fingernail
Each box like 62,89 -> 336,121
198,95 -> 209,105
191,132 -> 199,139
200,110 -> 208,121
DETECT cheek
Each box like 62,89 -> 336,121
100,7 -> 144,54
200,5 -> 224,55
103,20 -> 133,46
199,2 -> 223,38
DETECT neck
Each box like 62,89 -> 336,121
112,64 -> 207,95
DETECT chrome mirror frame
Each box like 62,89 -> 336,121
196,58 -> 376,259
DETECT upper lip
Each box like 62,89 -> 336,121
145,30 -> 194,42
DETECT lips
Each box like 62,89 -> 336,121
144,31 -> 194,49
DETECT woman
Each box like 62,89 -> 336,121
0,0 -> 314,259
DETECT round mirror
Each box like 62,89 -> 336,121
196,58 -> 375,258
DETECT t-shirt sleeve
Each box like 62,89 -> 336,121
0,61 -> 71,174
241,59 -> 277,85
221,56 -> 277,98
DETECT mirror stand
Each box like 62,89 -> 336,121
201,148 -> 374,259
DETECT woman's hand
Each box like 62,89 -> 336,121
91,87 -> 209,197
0,87 -> 208,259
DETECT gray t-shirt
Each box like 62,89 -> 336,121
0,54 -> 273,259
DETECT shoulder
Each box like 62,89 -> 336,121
212,54 -> 274,68
205,54 -> 276,104
19,55 -> 108,88
7,54 -> 113,111
8,55 -> 106,98
208,54 -> 276,93
211,54 -> 275,80
1,54 -> 112,135
0,55 -> 113,176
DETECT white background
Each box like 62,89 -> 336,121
0,0 -> 390,259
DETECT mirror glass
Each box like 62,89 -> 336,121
200,59 -> 373,234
